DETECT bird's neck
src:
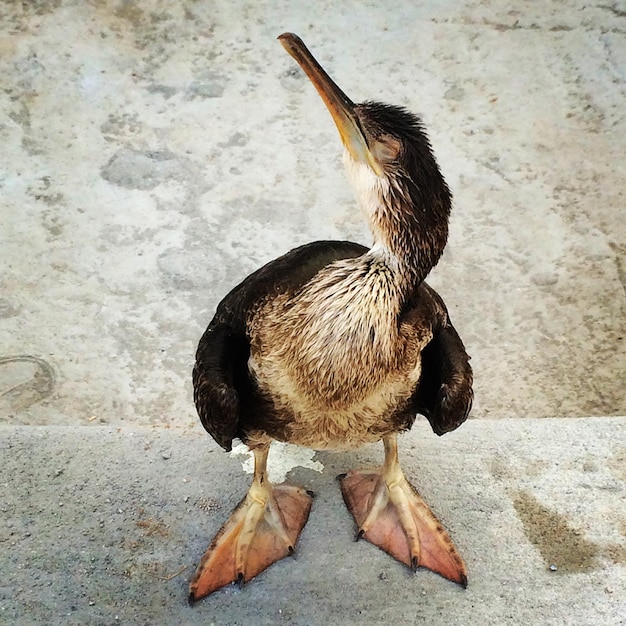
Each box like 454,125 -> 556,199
345,158 -> 450,300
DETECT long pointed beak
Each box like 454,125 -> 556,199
278,33 -> 383,176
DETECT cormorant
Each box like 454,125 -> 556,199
189,32 -> 473,602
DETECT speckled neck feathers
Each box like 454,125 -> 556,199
347,102 -> 451,291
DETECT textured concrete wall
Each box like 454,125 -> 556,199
1,1 -> 624,429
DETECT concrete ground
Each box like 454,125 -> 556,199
0,1 -> 624,624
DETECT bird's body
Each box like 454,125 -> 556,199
189,33 -> 473,603
195,242 -> 467,452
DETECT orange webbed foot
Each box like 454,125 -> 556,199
340,436 -> 467,587
189,447 -> 313,603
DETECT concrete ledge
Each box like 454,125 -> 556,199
2,417 -> 624,625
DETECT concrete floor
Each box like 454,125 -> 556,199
2,419 -> 625,625
0,0 -> 625,624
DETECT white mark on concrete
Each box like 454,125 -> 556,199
230,442 -> 324,482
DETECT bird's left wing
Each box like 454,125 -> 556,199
407,283 -> 473,436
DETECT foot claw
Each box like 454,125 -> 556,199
306,489 -> 316,498
237,572 -> 245,589
460,574 -> 468,589
336,473 -> 347,481
288,545 -> 295,556
411,556 -> 419,572
356,529 -> 365,542
188,592 -> 196,607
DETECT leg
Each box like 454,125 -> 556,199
189,444 -> 313,603
340,434 -> 467,586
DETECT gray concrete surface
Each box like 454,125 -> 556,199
1,418 -> 625,625
1,0 -> 625,624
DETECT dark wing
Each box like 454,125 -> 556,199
193,324 -> 248,450
409,282 -> 473,436
193,240 -> 368,451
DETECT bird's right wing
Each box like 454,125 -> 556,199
193,240 -> 368,451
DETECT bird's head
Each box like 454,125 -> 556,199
279,33 -> 451,283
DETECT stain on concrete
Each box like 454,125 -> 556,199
40,210 -> 65,238
0,299 -> 19,318
490,455 -> 550,481
530,271 -> 559,287
101,147 -> 180,190
489,454 -> 513,481
582,459 -> 599,473
0,355 -> 56,416
218,132 -> 249,149
20,0 -> 62,17
605,543 -> 626,565
26,178 -> 66,238
185,70 -> 227,99
524,459 -> 550,478
8,100 -> 31,129
608,241 -> 626,295
13,51 -> 45,92
100,113 -> 143,141
21,135 -> 45,156
513,490 -> 599,573
280,67 -> 305,93
0,298 -> 19,319
113,1 -> 145,27
36,193 -> 64,207
104,4 -> 186,72
145,83 -> 178,99
444,84 -> 466,101
608,448 -> 626,482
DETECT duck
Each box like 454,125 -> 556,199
188,32 -> 473,603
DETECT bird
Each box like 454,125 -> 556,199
188,32 -> 473,603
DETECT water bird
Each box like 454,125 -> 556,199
189,32 -> 473,602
